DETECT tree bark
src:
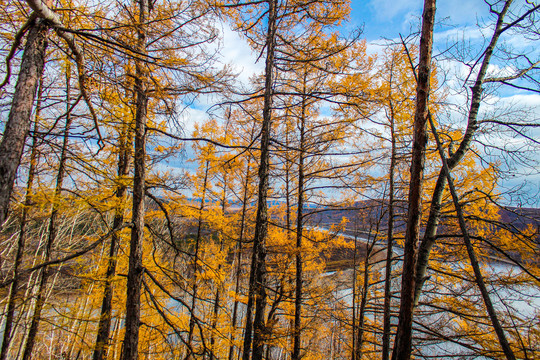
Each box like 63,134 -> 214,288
228,164 -> 250,360
121,1 -> 149,358
93,123 -> 131,360
242,1 -> 278,360
382,87 -> 397,360
391,0 -> 436,359
292,86 -> 307,360
354,240 -> 374,360
185,161 -> 210,359
0,19 -> 48,227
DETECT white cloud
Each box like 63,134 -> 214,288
433,24 -> 490,45
503,94 -> 540,108
368,0 -> 418,22
365,40 -> 386,57
177,107 -> 210,137
219,25 -> 263,85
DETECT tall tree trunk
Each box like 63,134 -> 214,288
0,19 -> 48,227
15,232 -> 45,358
292,90 -> 306,360
0,78 -> 43,360
228,164 -> 251,360
242,1 -> 278,359
121,1 -> 148,358
351,232 -> 358,360
354,239 -> 375,360
391,0 -> 436,359
186,160 -> 210,359
93,123 -> 131,360
382,59 -> 398,360
283,118 -> 295,359
413,0 -> 513,306
210,171 -> 229,360
21,68 -> 74,360
382,96 -> 397,360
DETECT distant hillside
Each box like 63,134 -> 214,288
304,199 -> 408,235
305,200 -> 540,236
498,206 -> 540,229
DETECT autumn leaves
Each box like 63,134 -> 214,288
0,0 -> 540,360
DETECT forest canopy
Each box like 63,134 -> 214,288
0,1 -> 539,360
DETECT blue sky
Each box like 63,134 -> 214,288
350,0 -> 488,41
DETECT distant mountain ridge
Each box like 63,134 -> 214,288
306,200 -> 540,239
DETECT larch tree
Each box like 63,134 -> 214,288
391,0 -> 436,359
0,17 -> 48,227
275,39 -> 372,360
120,0 -> 150,358
221,2 -> 354,358
0,0 -> 103,226
0,0 -> 539,359
0,68 -> 45,360
376,44 -> 418,360
388,0 -> 540,357
92,65 -> 134,360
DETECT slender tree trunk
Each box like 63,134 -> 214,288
21,68 -> 74,360
210,173 -> 229,360
0,79 -> 43,360
93,124 -> 131,360
111,318 -> 121,359
15,231 -> 46,358
0,19 -> 48,227
283,120 -> 295,359
264,277 -> 284,360
186,160 -> 210,359
428,114 -> 516,360
382,71 -> 397,360
228,164 -> 250,360
354,240 -> 374,360
351,231 -> 358,360
210,255 -> 222,360
413,0 -> 513,306
292,91 -> 306,360
121,1 -> 148,358
391,1 -> 436,359
242,1 -> 278,359
67,282 -> 95,358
